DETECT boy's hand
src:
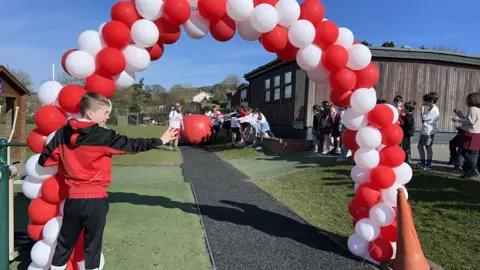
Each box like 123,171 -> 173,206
161,128 -> 178,144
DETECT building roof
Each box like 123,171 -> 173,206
244,46 -> 480,80
0,65 -> 30,95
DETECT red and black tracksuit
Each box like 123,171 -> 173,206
39,119 -> 164,269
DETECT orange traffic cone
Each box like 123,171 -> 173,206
393,188 -> 430,270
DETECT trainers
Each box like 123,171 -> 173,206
416,163 -> 425,169
255,146 -> 262,151
169,146 -> 173,151
423,164 -> 432,171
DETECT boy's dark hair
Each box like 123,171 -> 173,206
321,101 -> 330,108
393,95 -> 403,103
80,92 -> 110,117
404,101 -> 417,113
423,92 -> 438,104
376,99 -> 387,104
466,92 -> 480,108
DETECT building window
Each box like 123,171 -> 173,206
273,75 -> 281,100
240,89 -> 247,104
264,79 -> 270,102
284,71 -> 293,98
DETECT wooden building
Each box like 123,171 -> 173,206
226,83 -> 249,109
244,47 -> 480,139
0,66 -> 30,164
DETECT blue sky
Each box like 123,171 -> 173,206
0,0 -> 477,91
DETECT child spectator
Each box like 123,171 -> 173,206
401,101 -> 416,163
312,105 -> 321,153
393,95 -> 405,126
252,108 -> 277,151
205,105 -> 223,140
337,107 -> 351,162
417,92 -> 440,170
168,103 -> 183,151
326,105 -> 341,154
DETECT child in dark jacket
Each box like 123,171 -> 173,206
401,101 -> 416,163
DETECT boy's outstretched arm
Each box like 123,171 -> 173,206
104,127 -> 178,155
38,129 -> 63,167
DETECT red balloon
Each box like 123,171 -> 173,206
276,41 -> 298,62
379,145 -> 405,167
163,0 -> 191,25
85,74 -> 116,99
96,47 -> 126,77
147,43 -> 164,61
381,124 -> 404,146
27,128 -> 47,154
322,45 -> 348,73
58,85 -> 86,114
102,21 -> 131,50
261,25 -> 288,53
35,105 -> 67,135
254,0 -> 278,6
369,165 -> 396,189
66,260 -> 77,270
41,175 -> 68,205
155,18 -> 181,44
299,0 -> 325,25
354,63 -> 379,89
348,197 -> 370,219
210,14 -> 236,42
380,220 -> 397,242
342,129 -> 358,150
182,115 -> 213,144
353,40 -> 361,45
111,2 -> 140,29
61,49 -> 77,75
313,20 -> 339,49
198,0 -> 226,22
27,223 -> 44,241
368,104 -> 394,129
329,68 -> 357,92
330,90 -> 351,108
369,238 -> 394,262
355,183 -> 381,208
28,198 -> 58,225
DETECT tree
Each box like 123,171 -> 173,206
56,71 -> 84,87
429,45 -> 466,54
361,40 -> 372,46
144,84 -> 166,93
220,74 -> 241,86
6,65 -> 33,90
419,45 -> 427,50
381,41 -> 395,48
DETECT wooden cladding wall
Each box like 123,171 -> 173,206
309,59 -> 480,132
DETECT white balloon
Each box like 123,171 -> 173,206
46,131 -> 56,146
65,50 -> 95,79
78,30 -> 104,57
22,176 -> 43,199
356,126 -> 382,149
355,218 -> 380,242
114,70 -> 136,90
369,202 -> 396,227
335,27 -> 354,49
275,0 -> 300,27
350,88 -> 377,114
237,18 -> 261,41
347,44 -> 372,70
25,154 -> 58,181
30,240 -> 55,268
188,0 -> 198,7
123,45 -> 151,72
183,10 -> 209,39
296,44 -> 322,71
307,62 -> 329,83
391,242 -> 397,259
343,108 -> 368,130
135,0 -> 164,21
27,262 -> 47,270
393,163 -> 413,185
376,143 -> 386,152
354,148 -> 380,170
98,22 -> 106,33
43,216 -> 63,245
67,113 -> 83,120
347,233 -> 368,257
131,19 -> 159,48
350,165 -> 369,184
37,81 -> 63,106
382,184 -> 408,207
226,0 -> 254,22
59,200 -> 66,216
288,19 -> 315,49
387,104 -> 400,123
250,4 -> 278,33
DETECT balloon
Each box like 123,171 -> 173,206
381,184 -> 408,207
321,44 -> 348,73
313,20 -> 338,49
78,30 -> 104,57
347,233 -> 368,257
41,175 -> 68,205
95,47 -> 126,77
379,145 -> 405,168
111,1 -> 141,29
393,163 -> 413,185
276,40 -> 298,62
27,223 -> 44,242
30,240 -> 55,268
356,126 -> 381,149
28,197 -> 59,225
296,44 -> 321,70
342,108 -> 367,130
348,197 -> 369,219
329,68 -> 356,92
368,104 -> 394,129
163,0 -> 191,25
226,0 -> 254,22
72,230 -> 85,262
183,10 -> 209,39
114,70 -> 136,90
237,18 -> 261,41
42,216 -> 63,245
342,129 -> 358,151
275,0 -> 300,27
254,0 -> 277,5
381,124 -> 403,146
27,129 -> 47,154
85,74 -> 116,99
380,221 -> 397,242
210,14 -> 236,42
181,115 -> 213,144
369,202 -> 396,227
58,85 -> 86,114
288,19 -> 315,49
350,165 -> 369,184
347,44 -> 372,70
65,50 -> 96,79
155,18 -> 181,44
102,20 -> 131,50
368,237 -> 394,262
34,105 -> 67,135
356,182 -> 381,207
22,176 -> 43,200
355,218 -> 380,242
134,0 -> 164,21
260,25 -> 287,53
306,61 -> 329,83
26,154 -> 58,181
250,4 -> 278,33
330,90 -> 352,108
354,148 -> 380,170
188,0 -> 198,7
335,27 -> 354,49
131,19 -> 159,48
198,0 -> 227,22
386,104 -> 400,124
355,63 -> 379,89
147,43 -> 164,60
61,49 -> 77,75
369,165 -> 396,189
37,81 -> 63,106
122,44 -> 151,72
299,0 -> 324,25
350,88 -> 376,114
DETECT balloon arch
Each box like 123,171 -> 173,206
23,0 -> 413,268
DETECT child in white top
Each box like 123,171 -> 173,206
205,105 -> 223,140
168,103 -> 183,151
417,92 -> 440,170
